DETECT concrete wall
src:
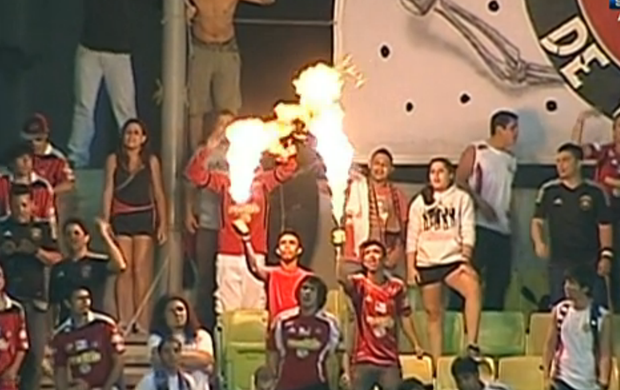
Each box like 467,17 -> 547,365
74,171 -> 547,314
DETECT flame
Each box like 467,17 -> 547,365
224,57 -> 363,224
225,119 -> 278,203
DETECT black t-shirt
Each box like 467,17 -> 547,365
534,179 -> 611,263
0,217 -> 58,302
81,0 -> 131,53
50,254 -> 115,322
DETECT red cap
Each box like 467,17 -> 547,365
21,113 -> 50,139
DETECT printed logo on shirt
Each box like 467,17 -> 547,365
553,197 -> 563,206
30,228 -> 41,240
579,195 -> 593,210
422,206 -> 456,231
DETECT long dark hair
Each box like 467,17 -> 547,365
295,275 -> 328,310
420,157 -> 455,205
116,118 -> 152,169
149,295 -> 201,340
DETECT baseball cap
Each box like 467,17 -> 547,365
451,356 -> 480,377
21,114 -> 50,139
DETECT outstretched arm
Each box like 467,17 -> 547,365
233,220 -> 268,281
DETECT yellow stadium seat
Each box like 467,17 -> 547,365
611,357 -> 618,390
221,310 -> 269,390
399,355 -> 434,383
326,289 -> 341,318
527,313 -> 552,355
497,356 -> 543,390
613,315 -> 620,358
400,311 -> 464,355
478,311 -> 525,356
435,356 -> 495,390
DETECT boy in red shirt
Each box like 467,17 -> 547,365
234,221 -> 311,321
338,240 -> 423,390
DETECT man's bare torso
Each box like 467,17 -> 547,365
193,0 -> 239,43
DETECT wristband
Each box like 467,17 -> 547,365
599,247 -> 613,260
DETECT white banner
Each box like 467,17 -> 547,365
333,0 -> 620,164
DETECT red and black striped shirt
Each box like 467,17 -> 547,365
33,144 -> 74,189
0,173 -> 55,221
0,295 -> 28,390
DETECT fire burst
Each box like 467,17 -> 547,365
225,57 -> 364,224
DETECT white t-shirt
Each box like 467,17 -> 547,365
148,330 -> 214,390
406,186 -> 475,267
135,370 -> 197,390
552,300 -> 608,390
468,141 -> 516,234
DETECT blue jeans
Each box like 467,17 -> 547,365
68,45 -> 136,168
548,262 -> 609,308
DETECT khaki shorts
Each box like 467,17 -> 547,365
188,36 -> 242,116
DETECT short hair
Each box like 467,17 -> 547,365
295,274 -> 328,309
64,285 -> 92,303
451,356 -> 480,377
9,184 -> 32,199
277,230 -> 302,246
557,142 -> 584,161
398,378 -> 434,390
565,263 -> 597,295
370,147 -> 394,164
62,217 -> 90,236
156,336 -> 182,354
490,110 -> 518,135
5,142 -> 33,167
359,239 -> 387,256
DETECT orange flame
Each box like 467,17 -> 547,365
225,57 -> 364,223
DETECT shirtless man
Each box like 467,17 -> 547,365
185,0 -> 275,151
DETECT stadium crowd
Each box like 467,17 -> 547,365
0,0 -> 618,389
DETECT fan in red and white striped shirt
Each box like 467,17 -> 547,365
0,143 -> 55,222
21,113 -> 75,194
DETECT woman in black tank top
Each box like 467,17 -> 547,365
102,119 -> 168,333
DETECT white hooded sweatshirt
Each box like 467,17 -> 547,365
406,186 -> 475,267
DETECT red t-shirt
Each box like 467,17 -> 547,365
345,274 -> 411,366
0,174 -> 55,221
270,308 -> 340,390
0,297 -> 28,390
33,146 -> 74,188
185,147 -> 297,256
265,266 -> 311,321
51,312 -> 124,388
587,143 -> 619,195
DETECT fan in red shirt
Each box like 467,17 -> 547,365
269,275 -> 340,390
0,143 -> 55,223
338,239 -> 423,390
20,114 -> 75,195
51,286 -> 124,390
184,145 -> 298,312
234,220 -> 311,322
0,265 -> 28,390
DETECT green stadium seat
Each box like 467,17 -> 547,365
221,310 -> 269,390
400,355 -> 433,383
399,311 -> 464,355
497,356 -> 543,390
436,356 -> 495,390
478,311 -> 525,356
527,313 -> 552,355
